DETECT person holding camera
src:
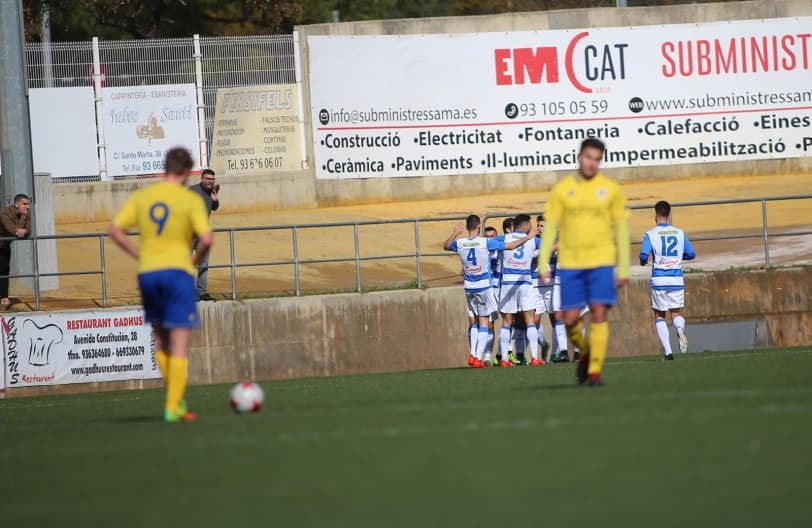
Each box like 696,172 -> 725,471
189,169 -> 219,301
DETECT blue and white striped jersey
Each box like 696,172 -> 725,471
531,259 -> 540,288
501,232 -> 540,286
449,237 -> 506,293
490,250 -> 501,289
549,249 -> 559,279
550,249 -> 561,286
640,223 -> 696,291
530,236 -> 542,287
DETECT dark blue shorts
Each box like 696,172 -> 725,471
138,269 -> 200,329
558,266 -> 617,311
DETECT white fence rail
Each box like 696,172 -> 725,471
1,195 -> 810,311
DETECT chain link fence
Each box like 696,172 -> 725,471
24,34 -> 296,183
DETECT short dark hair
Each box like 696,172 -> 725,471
484,226 -> 497,235
165,147 -> 194,176
465,214 -> 481,231
536,214 -> 545,222
502,218 -> 515,232
514,213 -> 532,228
201,168 -> 215,177
579,138 -> 606,154
13,194 -> 29,204
655,200 -> 671,219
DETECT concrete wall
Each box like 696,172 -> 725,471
297,0 -> 812,207
51,0 -> 812,223
5,267 -> 811,397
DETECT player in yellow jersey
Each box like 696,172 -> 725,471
539,138 -> 630,386
106,148 -> 213,422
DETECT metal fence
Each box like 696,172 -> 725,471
5,194 -> 812,311
24,34 -> 296,182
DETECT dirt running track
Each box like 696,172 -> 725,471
16,172 -> 812,311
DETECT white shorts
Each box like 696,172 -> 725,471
499,283 -> 536,314
492,286 -> 501,302
651,289 -> 685,311
467,290 -> 499,319
536,286 -> 553,314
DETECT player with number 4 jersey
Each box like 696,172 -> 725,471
640,200 -> 696,359
107,148 -> 213,423
445,215 -> 537,368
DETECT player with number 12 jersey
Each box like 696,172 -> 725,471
640,200 -> 696,359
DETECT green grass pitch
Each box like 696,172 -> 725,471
2,348 -> 811,527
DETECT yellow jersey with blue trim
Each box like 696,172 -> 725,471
544,172 -> 629,270
112,181 -> 211,276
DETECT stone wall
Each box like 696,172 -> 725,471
6,267 -> 810,397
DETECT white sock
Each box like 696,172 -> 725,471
673,316 -> 686,331
485,330 -> 495,361
656,318 -> 673,356
527,325 -> 539,360
555,321 -> 568,353
469,324 -> 478,357
537,324 -> 546,346
475,328 -> 490,361
500,326 -> 512,359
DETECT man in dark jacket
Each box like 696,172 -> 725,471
0,194 -> 32,308
189,169 -> 219,301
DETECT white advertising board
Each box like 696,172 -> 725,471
308,17 -> 812,179
29,87 -> 100,178
1,309 -> 160,388
101,83 -> 200,177
209,84 -> 304,175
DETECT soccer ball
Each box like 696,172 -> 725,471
229,382 -> 264,414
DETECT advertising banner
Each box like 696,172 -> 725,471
1,310 -> 160,388
101,83 -> 200,177
209,84 -> 304,175
29,87 -> 100,179
308,17 -> 812,179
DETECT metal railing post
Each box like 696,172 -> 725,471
91,36 -> 109,181
229,229 -> 237,300
192,34 -> 209,170
414,220 -> 422,288
761,200 -> 771,268
33,237 -> 41,311
292,226 -> 301,296
99,235 -> 108,306
353,223 -> 362,293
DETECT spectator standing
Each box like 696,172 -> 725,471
189,169 -> 219,301
0,194 -> 32,309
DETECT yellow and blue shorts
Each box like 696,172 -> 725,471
558,266 -> 617,311
137,269 -> 200,329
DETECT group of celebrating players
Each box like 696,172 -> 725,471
445,138 -> 697,385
